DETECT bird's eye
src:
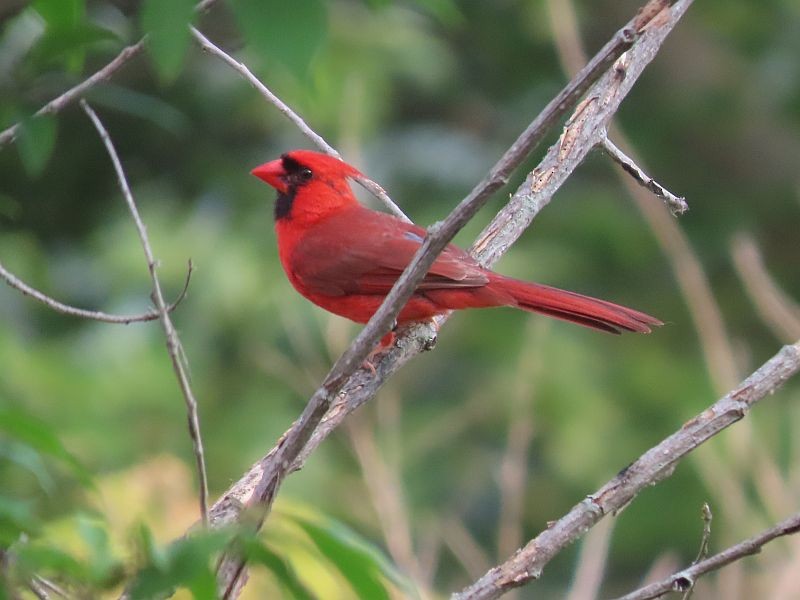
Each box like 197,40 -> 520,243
299,168 -> 313,181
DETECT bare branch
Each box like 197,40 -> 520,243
544,0 -> 739,398
0,42 -> 145,148
0,0 -> 224,149
613,511 -> 800,600
0,259 -> 191,324
681,503 -> 713,600
693,503 -> 713,565
189,27 -> 410,222
600,132 -> 688,215
80,101 -> 209,525
209,0 -> 685,595
454,340 -> 800,600
472,0 -> 689,267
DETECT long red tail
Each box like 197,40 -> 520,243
492,275 -> 662,334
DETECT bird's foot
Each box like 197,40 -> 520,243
360,330 -> 396,374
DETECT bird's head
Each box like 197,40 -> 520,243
252,150 -> 362,221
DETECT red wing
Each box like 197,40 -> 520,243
290,208 -> 489,296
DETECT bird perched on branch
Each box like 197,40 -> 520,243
252,150 -> 661,341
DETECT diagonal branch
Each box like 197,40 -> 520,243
0,0 -> 223,149
0,42 -> 145,148
287,0 -> 693,471
600,132 -> 689,216
189,27 -> 409,222
612,511 -> 800,600
81,100 -> 210,525
0,258 -> 192,324
454,340 -> 800,600
208,0 -> 685,595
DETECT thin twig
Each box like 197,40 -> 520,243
693,503 -> 713,564
613,511 -> 800,600
0,0 -> 224,149
453,340 -> 800,600
80,101 -> 209,525
189,27 -> 410,222
0,259 -> 191,324
682,503 -> 713,600
600,132 -> 688,215
0,42 -> 145,148
211,1 -> 684,595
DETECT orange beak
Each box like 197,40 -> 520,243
251,159 -> 287,193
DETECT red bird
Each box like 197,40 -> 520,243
252,150 -> 661,336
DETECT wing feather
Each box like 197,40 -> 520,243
290,208 -> 488,296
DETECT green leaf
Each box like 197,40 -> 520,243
140,0 -> 196,82
243,538 -> 315,600
16,115 -> 57,177
411,0 -> 464,26
137,523 -> 169,572
232,0 -> 327,76
28,23 -> 118,69
32,0 -> 90,71
0,496 -> 38,545
0,409 -> 92,486
88,85 -> 190,136
15,544 -> 87,581
129,529 -> 234,600
77,515 -> 123,585
0,439 -> 55,493
289,514 -> 399,600
33,0 -> 84,27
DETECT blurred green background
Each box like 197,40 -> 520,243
1,0 -> 799,598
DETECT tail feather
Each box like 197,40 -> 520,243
493,275 -> 662,334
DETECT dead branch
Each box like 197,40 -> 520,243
0,0 -> 223,149
600,132 -> 688,215
0,259 -> 191,324
206,0 -> 686,596
454,340 -> 800,599
81,101 -> 209,525
613,511 -> 800,600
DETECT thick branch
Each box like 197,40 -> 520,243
613,511 -> 800,600
81,101 -> 210,525
454,341 -> 800,599
209,0 -> 684,595
472,0 -> 690,266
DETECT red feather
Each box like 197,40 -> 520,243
252,150 -> 662,335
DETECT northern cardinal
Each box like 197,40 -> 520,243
252,150 -> 661,336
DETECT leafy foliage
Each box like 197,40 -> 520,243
141,0 -> 197,81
